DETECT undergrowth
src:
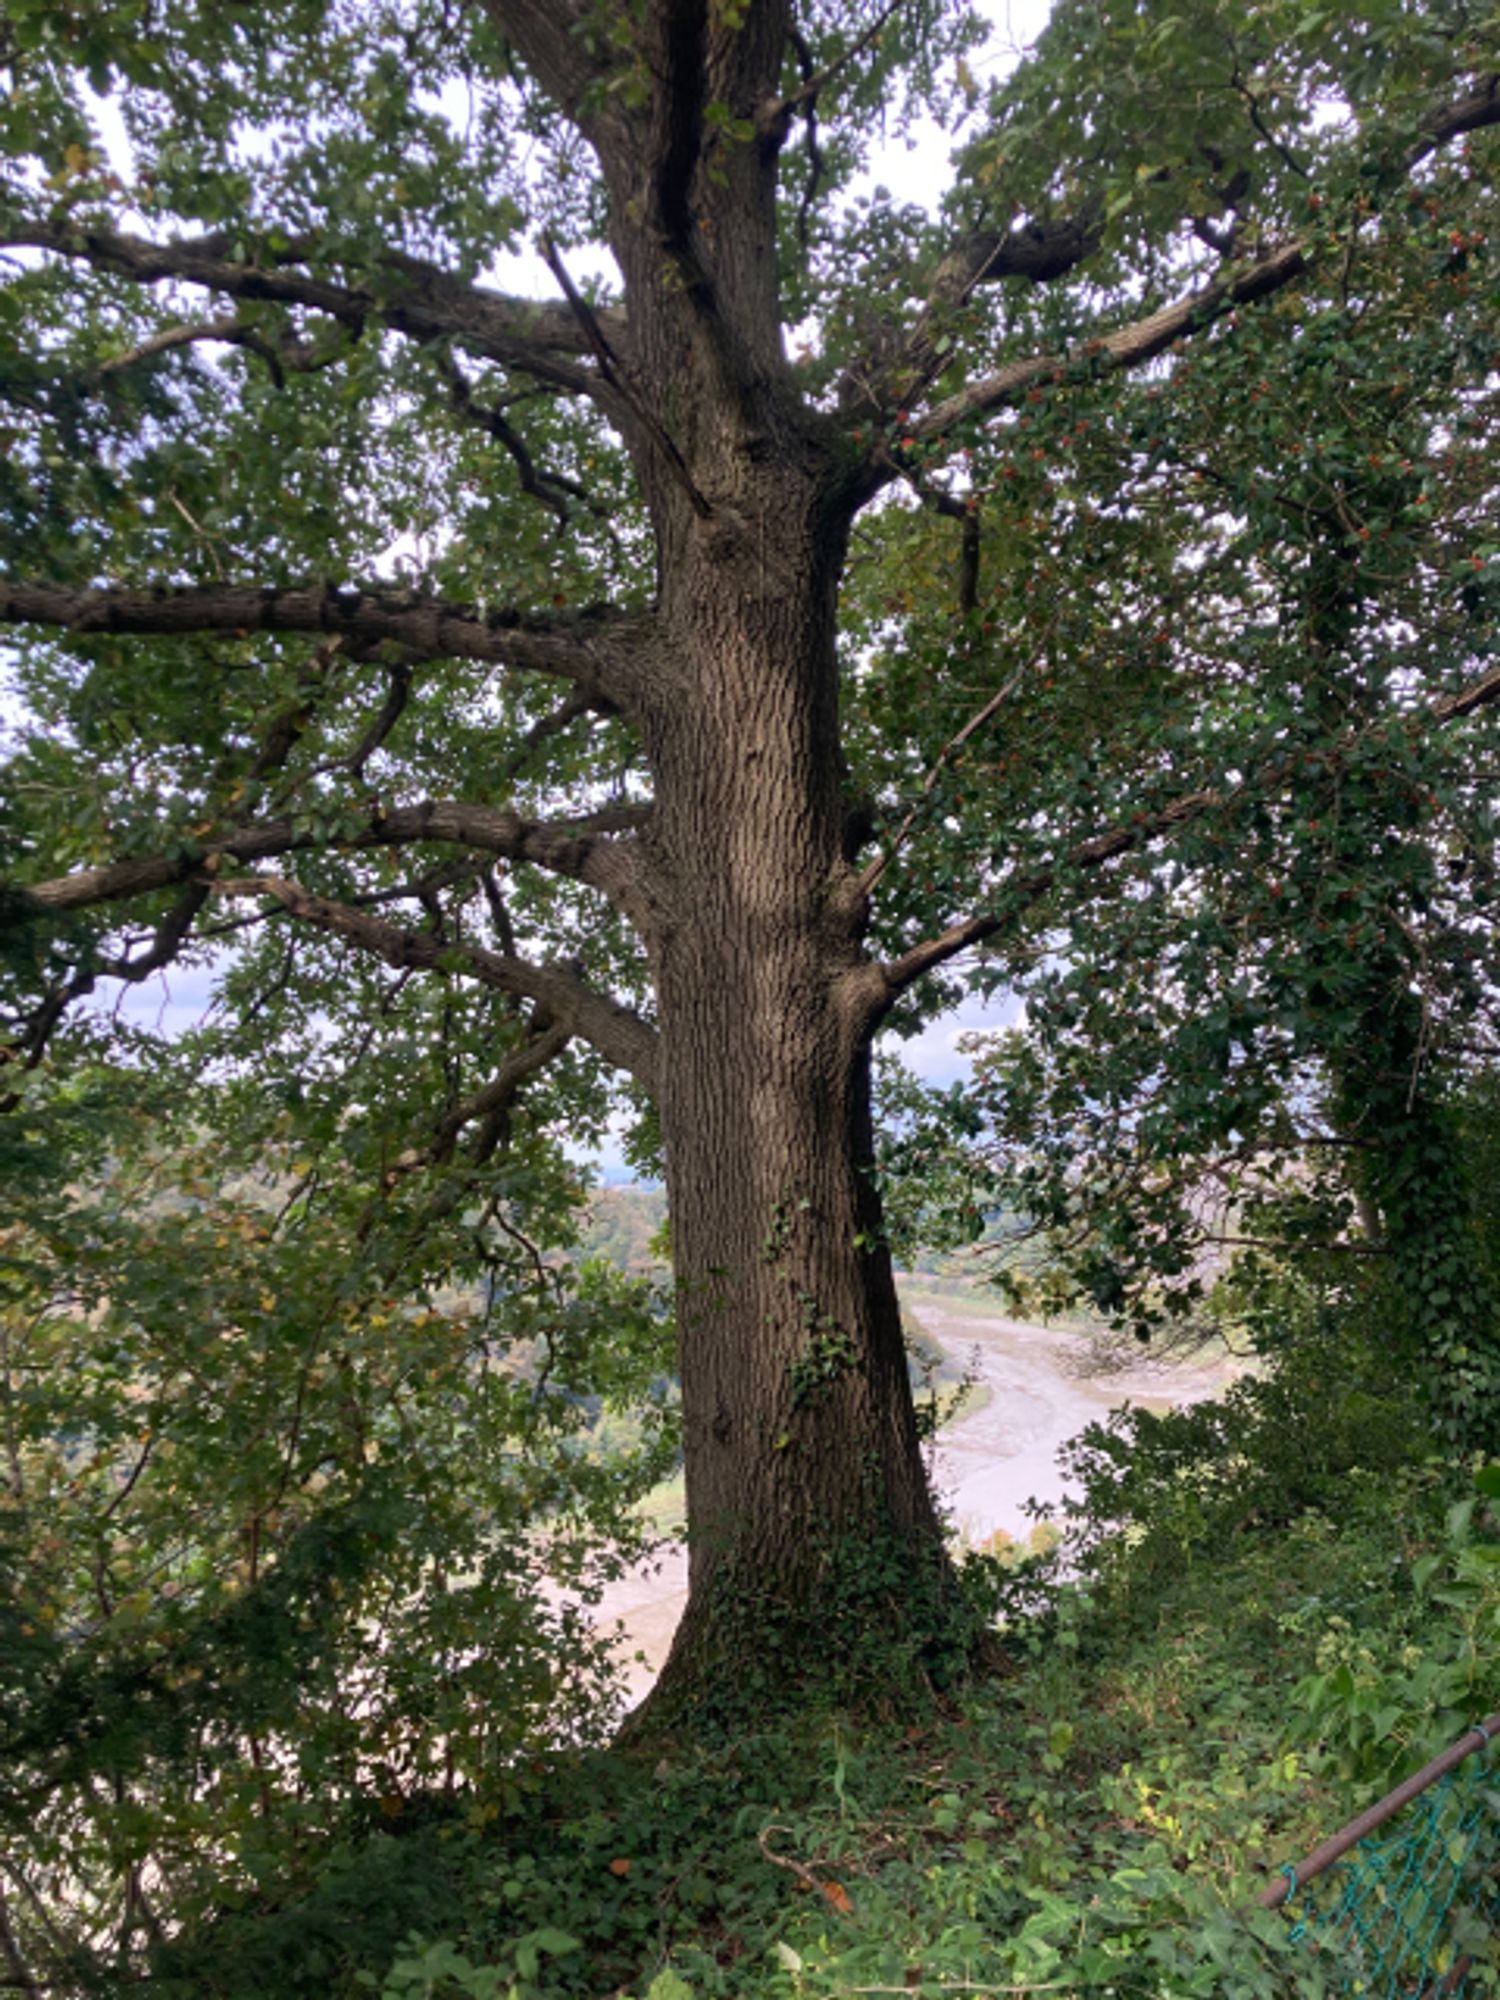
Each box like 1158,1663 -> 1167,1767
148,1423 -> 1500,2000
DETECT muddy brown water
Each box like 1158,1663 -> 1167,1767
917,1301 -> 1228,1549
588,1298 -> 1230,1705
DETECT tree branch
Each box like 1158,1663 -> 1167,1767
911,242 -> 1308,443
381,1014 -> 573,1180
856,619 -> 1054,899
0,1878 -> 42,2000
232,635 -> 348,809
477,0 -> 617,133
782,26 -> 825,248
844,202 -> 1107,420
1436,657 -> 1500,723
859,69 -> 1500,436
2,879 -> 212,1089
758,0 -> 913,136
202,857 -> 485,939
18,798 -> 651,925
1415,72 -> 1500,165
431,351 -> 612,530
500,688 -> 616,782
876,656 -> 1500,1007
0,580 -> 642,700
212,873 -> 658,1086
878,788 -> 1214,1002
0,220 -> 622,396
538,234 -> 714,519
92,312 -> 354,388
343,662 -> 413,782
101,880 -> 213,981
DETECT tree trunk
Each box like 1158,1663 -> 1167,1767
570,18 -> 980,1709
627,462 -> 968,1720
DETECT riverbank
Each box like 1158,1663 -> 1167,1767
914,1292 -> 1233,1547
596,1290 -> 1233,1700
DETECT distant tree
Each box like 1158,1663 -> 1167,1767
2,0 -> 1498,1735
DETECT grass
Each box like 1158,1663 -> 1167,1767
926,1373 -> 994,1428
635,1465 -> 687,1535
897,1272 -> 1103,1334
163,1437 -> 1500,2000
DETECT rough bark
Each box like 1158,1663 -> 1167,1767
0,221 -> 615,396
630,449 -> 964,1713
0,582 -> 636,695
480,0 -> 976,1710
23,799 -> 648,920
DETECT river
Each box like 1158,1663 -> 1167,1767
915,1297 -> 1227,1548
590,1294 -> 1230,1702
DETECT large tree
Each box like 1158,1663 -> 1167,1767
3,0 -> 1499,1716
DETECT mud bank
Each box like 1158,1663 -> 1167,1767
593,1298 -> 1230,1702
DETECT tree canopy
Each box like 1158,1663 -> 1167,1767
2,0 -> 1500,1981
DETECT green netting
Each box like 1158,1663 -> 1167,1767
1280,1745 -> 1500,1997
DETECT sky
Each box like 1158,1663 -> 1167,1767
5,0 -> 1053,1126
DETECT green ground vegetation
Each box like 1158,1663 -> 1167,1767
10,1069 -> 1495,1996
138,1397 -> 1500,2000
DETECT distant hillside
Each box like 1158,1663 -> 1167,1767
578,1185 -> 1036,1303
577,1183 -> 668,1274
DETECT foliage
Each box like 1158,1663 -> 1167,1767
3,0 -> 1500,1976
0,1053 -> 676,1988
940,221 -> 1500,1411
124,1413 -> 1500,1999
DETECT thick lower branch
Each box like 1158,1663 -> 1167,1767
1,220 -> 619,396
0,581 -> 643,702
19,798 -> 650,924
213,874 -> 658,1087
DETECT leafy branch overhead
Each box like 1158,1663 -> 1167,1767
2,30 -> 1495,1055
1,9 -> 1499,1938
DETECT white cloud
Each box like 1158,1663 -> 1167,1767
885,987 -> 1025,1088
96,961 -> 221,1042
